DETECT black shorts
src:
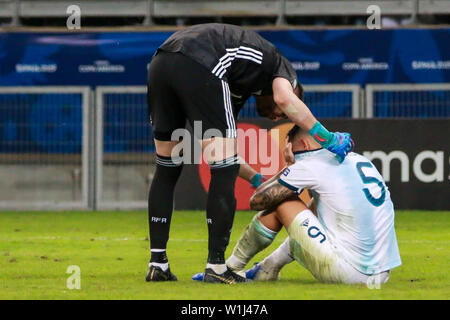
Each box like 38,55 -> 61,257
147,51 -> 238,141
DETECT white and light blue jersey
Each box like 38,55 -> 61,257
278,149 -> 402,275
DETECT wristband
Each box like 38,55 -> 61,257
250,173 -> 264,188
309,121 -> 334,147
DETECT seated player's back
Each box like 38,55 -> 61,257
280,149 -> 402,275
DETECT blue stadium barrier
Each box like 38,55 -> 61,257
236,91 -> 354,119
0,92 -> 83,154
366,84 -> 450,118
2,85 -> 449,155
102,92 -> 155,153
100,88 -> 357,153
372,90 -> 450,118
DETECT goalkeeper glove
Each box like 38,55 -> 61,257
250,173 -> 267,188
309,121 -> 354,163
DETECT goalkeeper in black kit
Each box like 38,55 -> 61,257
146,23 -> 354,284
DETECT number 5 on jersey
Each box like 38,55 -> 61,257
356,162 -> 386,207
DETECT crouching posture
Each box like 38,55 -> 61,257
226,125 -> 402,284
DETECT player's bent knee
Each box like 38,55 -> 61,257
276,200 -> 307,215
275,200 -> 308,228
154,139 -> 182,158
202,137 -> 237,163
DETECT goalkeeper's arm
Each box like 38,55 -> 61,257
238,157 -> 267,188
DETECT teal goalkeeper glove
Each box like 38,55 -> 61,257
309,122 -> 354,163
250,173 -> 267,189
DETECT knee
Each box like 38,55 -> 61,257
202,138 -> 237,163
154,139 -> 182,157
275,199 -> 308,218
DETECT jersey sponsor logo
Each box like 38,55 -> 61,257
282,168 -> 290,176
151,217 -> 168,223
301,218 -> 309,227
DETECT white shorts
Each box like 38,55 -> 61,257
288,210 -> 390,285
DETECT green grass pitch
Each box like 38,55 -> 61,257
0,210 -> 448,300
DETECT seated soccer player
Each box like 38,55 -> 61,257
225,124 -> 402,284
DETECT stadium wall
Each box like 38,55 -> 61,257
0,27 -> 449,210
174,119 -> 450,211
1,28 -> 449,87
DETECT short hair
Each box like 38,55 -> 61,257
287,124 -> 307,143
255,96 -> 276,118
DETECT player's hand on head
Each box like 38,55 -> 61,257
325,132 -> 354,163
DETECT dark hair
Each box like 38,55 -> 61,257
287,123 -> 310,143
256,82 -> 303,118
255,96 -> 276,118
287,124 -> 302,143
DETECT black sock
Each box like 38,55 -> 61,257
206,155 -> 240,265
148,154 -> 183,256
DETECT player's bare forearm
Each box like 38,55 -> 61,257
250,181 -> 297,212
250,169 -> 296,212
253,167 -> 285,194
238,158 -> 268,188
273,78 -> 317,130
238,159 -> 258,182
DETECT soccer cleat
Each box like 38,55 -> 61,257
245,263 -> 261,280
145,265 -> 178,282
192,272 -> 204,281
245,262 -> 280,281
203,267 -> 250,284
